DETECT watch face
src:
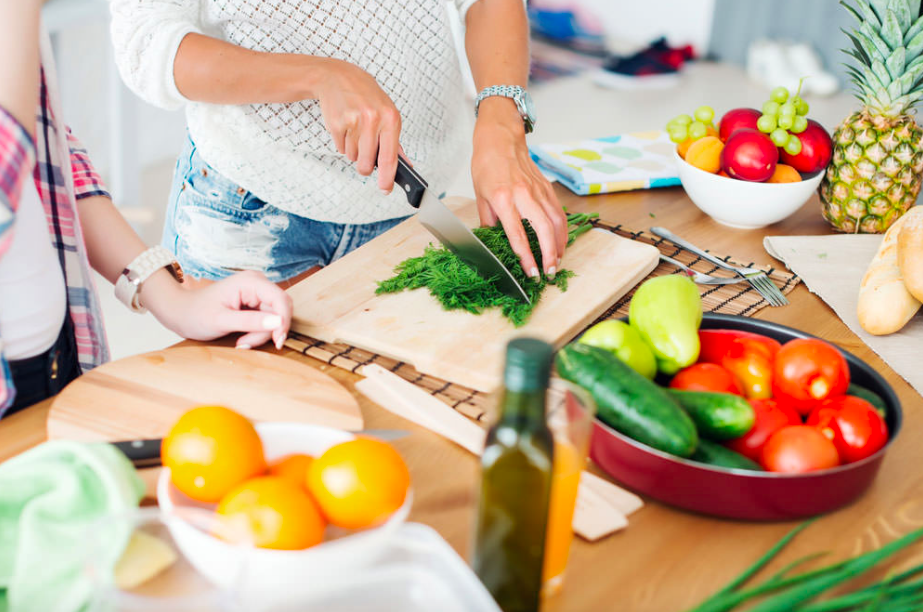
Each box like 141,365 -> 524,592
523,91 -> 536,122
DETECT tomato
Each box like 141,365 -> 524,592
761,426 -> 840,473
698,329 -> 781,365
806,396 -> 888,464
772,339 -> 850,415
669,363 -> 743,395
698,330 -> 780,399
724,398 -> 801,462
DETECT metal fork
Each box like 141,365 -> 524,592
658,255 -> 743,286
650,227 -> 789,307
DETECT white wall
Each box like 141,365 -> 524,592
582,0 -> 716,55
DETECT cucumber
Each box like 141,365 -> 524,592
556,343 -> 698,458
847,383 -> 887,416
691,439 -> 763,471
666,389 -> 755,441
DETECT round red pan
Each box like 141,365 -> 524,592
589,313 -> 902,521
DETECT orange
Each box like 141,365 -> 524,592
677,127 -> 719,159
216,476 -> 326,550
268,453 -> 314,489
162,405 -> 266,503
685,136 -> 724,173
766,164 -> 802,183
307,438 -> 411,529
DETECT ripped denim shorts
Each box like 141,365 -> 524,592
162,133 -> 407,283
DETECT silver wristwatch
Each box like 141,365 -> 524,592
474,85 -> 536,134
114,246 -> 184,313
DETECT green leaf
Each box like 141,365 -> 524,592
886,46 -> 906,77
870,0 -> 891,21
873,58 -> 894,84
907,0 -> 922,21
882,9 -> 904,50
845,30 -> 874,65
888,0 -> 911,32
903,13 -> 923,44
860,23 -> 895,57
853,0 -> 882,27
905,27 -> 923,59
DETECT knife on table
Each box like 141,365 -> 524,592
392,158 -> 531,304
111,428 -> 411,469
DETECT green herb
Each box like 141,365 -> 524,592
686,523 -> 923,612
818,252 -> 828,259
376,212 -> 598,326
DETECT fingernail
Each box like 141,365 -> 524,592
529,267 -> 539,278
557,257 -> 562,267
236,343 -> 251,350
262,315 -> 282,330
548,266 -> 557,280
381,188 -> 391,196
275,337 -> 285,350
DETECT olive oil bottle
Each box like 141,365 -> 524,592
472,338 -> 555,612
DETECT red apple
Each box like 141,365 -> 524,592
719,108 -> 762,142
780,119 -> 833,175
721,129 -> 778,182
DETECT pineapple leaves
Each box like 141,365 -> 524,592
845,30 -> 873,66
869,0 -> 891,21
851,0 -> 882,28
860,21 -> 896,57
872,58 -> 894,86
886,46 -> 906,78
887,0 -> 911,32
905,13 -> 923,43
881,9 -> 904,50
905,28 -> 923,59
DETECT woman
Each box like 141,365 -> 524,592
109,0 -> 566,285
0,1 -> 293,416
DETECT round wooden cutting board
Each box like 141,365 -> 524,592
47,346 -> 363,442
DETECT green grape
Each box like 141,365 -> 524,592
672,114 -> 693,126
694,106 -> 715,122
688,121 -> 707,139
668,125 -> 689,143
756,114 -> 777,133
794,98 -> 809,116
777,115 -> 794,130
791,115 -> 808,133
762,101 -> 781,115
779,103 -> 796,117
770,87 -> 790,103
784,136 -> 803,155
771,128 -> 790,147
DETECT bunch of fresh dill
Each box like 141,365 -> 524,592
376,212 -> 598,327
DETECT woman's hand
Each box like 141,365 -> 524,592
314,58 -> 403,194
143,270 -> 293,350
471,99 -> 567,278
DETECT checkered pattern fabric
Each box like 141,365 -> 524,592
0,68 -> 110,415
110,0 -> 479,223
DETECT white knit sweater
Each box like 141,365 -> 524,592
109,0 -> 479,223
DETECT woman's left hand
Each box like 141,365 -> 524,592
471,99 -> 567,279
144,270 -> 293,350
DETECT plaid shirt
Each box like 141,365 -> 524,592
0,69 -> 110,415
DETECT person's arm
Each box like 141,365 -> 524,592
0,1 -> 40,136
464,0 -> 566,278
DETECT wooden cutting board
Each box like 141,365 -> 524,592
288,198 -> 659,392
47,346 -> 363,441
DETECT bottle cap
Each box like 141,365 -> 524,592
504,338 -> 554,392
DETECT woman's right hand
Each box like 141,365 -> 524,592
314,59 -> 403,194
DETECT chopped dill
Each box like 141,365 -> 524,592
376,212 -> 599,326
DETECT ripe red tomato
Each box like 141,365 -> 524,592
718,108 -> 761,142
724,398 -> 801,462
772,339 -> 850,415
806,396 -> 888,464
669,363 -> 743,395
761,425 -> 840,473
720,129 -> 778,182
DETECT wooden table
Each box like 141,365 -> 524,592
2,186 -> 921,611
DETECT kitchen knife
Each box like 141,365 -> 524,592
393,158 -> 531,304
111,429 -> 411,469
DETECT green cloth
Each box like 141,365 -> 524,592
0,441 -> 144,612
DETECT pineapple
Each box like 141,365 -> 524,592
821,0 -> 923,233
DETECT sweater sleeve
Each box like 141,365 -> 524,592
0,106 -> 36,259
454,0 -> 483,24
108,0 -> 203,110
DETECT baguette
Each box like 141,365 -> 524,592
897,206 -> 923,302
857,213 -> 921,335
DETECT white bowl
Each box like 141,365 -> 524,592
674,149 -> 823,229
157,422 -> 412,602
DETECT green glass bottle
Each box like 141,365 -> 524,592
472,338 -> 555,612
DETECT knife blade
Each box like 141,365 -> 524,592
393,158 -> 531,304
111,429 -> 411,469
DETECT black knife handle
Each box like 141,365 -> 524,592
393,157 -> 427,209
112,438 -> 162,468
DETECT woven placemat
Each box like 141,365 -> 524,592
285,222 -> 800,422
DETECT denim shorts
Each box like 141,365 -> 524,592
162,134 -> 408,282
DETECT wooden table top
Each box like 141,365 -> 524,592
2,185 -> 921,611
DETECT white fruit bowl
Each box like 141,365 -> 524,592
157,422 -> 412,604
674,149 -> 823,229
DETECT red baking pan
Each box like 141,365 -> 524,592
589,313 -> 902,521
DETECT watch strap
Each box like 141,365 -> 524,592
475,85 -> 534,133
115,246 -> 184,314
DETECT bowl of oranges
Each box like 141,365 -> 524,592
156,406 -> 412,599
668,91 -> 832,229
